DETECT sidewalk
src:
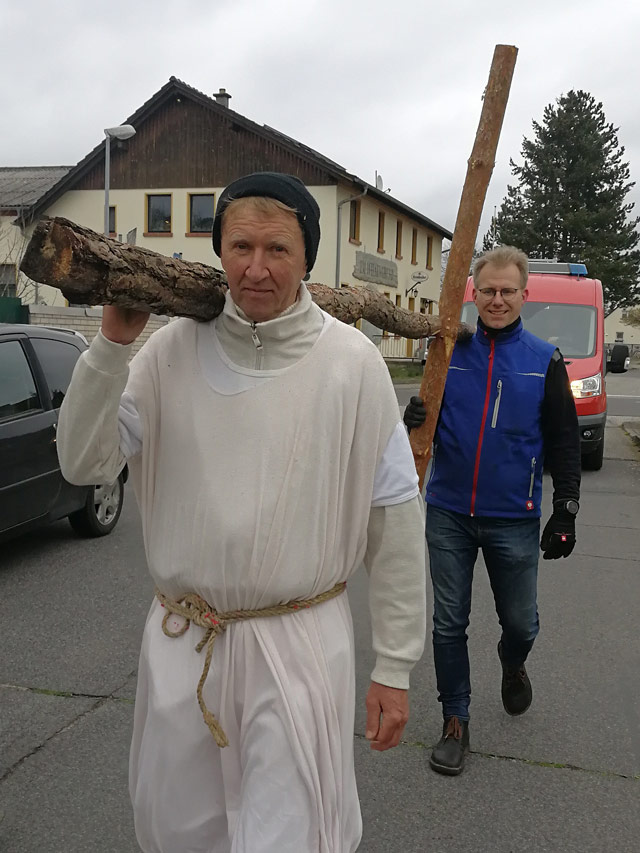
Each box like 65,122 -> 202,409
622,420 -> 640,447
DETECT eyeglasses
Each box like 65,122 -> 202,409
476,287 -> 521,300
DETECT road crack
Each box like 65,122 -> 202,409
0,673 -> 137,784
354,732 -> 639,781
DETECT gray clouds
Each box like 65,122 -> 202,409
2,0 -> 639,246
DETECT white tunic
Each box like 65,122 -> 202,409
57,286 -> 426,853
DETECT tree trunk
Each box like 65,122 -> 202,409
409,44 -> 519,488
20,217 -> 228,321
20,216 -> 473,341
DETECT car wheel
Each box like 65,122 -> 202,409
582,437 -> 604,471
68,474 -> 124,537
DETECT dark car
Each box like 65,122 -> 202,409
0,323 -> 126,543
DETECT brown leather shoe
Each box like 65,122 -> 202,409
498,641 -> 533,716
429,716 -> 470,776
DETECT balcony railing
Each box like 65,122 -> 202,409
372,334 -> 426,361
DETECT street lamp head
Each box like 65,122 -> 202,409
104,124 -> 136,140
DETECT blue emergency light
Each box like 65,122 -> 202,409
568,263 -> 588,277
528,260 -> 588,277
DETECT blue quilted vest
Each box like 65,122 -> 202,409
426,320 -> 556,518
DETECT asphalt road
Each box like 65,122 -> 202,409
396,364 -> 640,419
1,426 -> 640,852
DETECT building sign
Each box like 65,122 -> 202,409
353,251 -> 398,288
406,268 -> 430,296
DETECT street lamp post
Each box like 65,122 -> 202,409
104,124 -> 136,235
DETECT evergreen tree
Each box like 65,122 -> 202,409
482,211 -> 500,252
488,90 -> 640,310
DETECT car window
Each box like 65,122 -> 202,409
520,303 -> 596,358
30,337 -> 82,408
0,340 -> 42,420
460,302 -> 597,358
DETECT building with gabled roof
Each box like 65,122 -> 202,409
1,77 -> 451,357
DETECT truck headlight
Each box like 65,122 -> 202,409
571,373 -> 601,398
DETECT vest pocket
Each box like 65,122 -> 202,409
529,457 -> 536,498
427,443 -> 437,486
491,379 -> 503,428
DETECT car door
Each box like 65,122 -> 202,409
0,336 -> 60,533
28,334 -> 87,511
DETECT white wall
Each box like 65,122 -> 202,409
46,186 -> 343,282
333,186 -> 442,311
17,186 -> 343,304
605,307 -> 640,346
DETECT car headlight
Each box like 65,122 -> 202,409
571,373 -> 601,398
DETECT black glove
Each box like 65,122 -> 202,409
403,396 -> 427,432
540,509 -> 576,559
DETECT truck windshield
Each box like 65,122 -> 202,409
460,302 -> 597,358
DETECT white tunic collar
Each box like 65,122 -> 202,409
214,283 -> 325,371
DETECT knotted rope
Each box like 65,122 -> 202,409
156,582 -> 347,747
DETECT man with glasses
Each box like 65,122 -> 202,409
404,245 -> 581,776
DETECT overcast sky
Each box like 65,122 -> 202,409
3,0 -> 640,247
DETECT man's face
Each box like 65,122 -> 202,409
220,202 -> 307,323
472,262 -> 528,329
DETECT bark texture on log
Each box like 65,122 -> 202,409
20,217 -> 227,321
20,217 -> 473,341
409,44 -> 518,488
306,283 -> 472,340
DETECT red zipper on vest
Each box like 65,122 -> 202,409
470,338 -> 495,516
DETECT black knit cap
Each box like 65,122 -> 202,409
212,172 -> 321,273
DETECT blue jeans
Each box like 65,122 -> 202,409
426,504 -> 540,721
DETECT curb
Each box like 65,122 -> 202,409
623,421 -> 640,448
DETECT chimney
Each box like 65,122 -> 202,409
214,88 -> 231,108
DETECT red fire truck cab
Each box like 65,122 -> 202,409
461,261 -> 607,470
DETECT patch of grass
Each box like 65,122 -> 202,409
386,362 -> 424,383
32,687 -> 74,698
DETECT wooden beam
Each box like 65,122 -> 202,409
409,44 -> 519,488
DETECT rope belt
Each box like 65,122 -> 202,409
155,581 -> 347,748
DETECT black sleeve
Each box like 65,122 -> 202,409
541,350 -> 581,504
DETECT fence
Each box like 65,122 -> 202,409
0,296 -> 28,323
27,305 -> 170,358
373,334 -> 426,361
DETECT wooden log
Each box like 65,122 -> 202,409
305,283 -> 472,340
20,217 -> 227,321
409,44 -> 519,488
20,216 -> 474,341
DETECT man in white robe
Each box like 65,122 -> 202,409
58,172 -> 426,853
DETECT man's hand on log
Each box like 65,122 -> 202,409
102,305 -> 150,346
365,682 -> 409,751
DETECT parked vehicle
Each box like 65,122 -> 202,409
0,324 -> 126,543
461,261 -> 607,470
607,343 -> 630,374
